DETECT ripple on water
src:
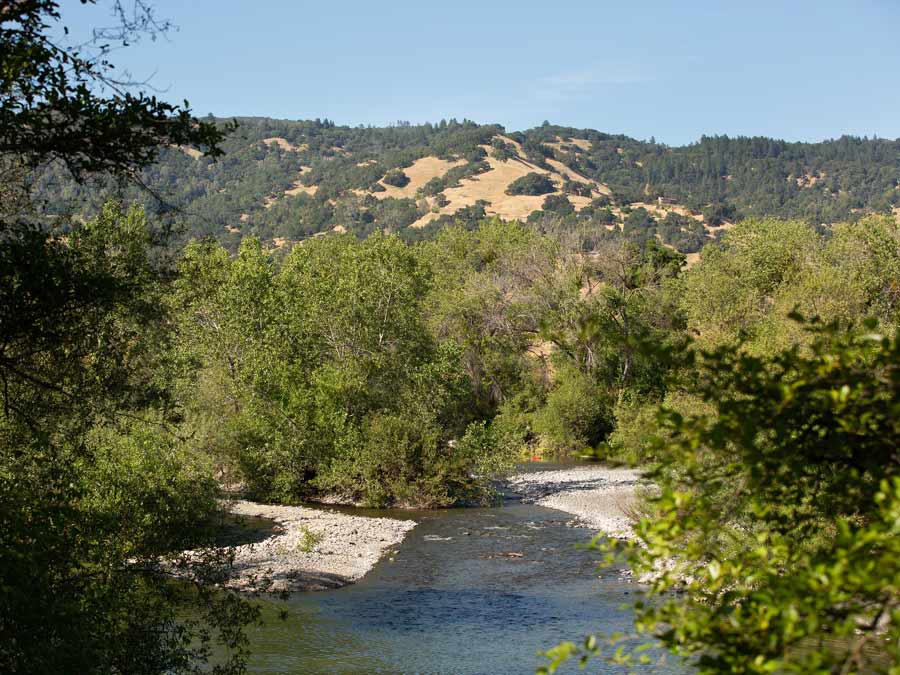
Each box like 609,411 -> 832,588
244,501 -> 688,675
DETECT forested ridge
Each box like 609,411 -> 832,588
34,117 -> 900,255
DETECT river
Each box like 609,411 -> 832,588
240,466 -> 684,675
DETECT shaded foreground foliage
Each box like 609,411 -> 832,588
543,319 -> 900,674
1,3 -> 257,673
538,213 -> 900,674
0,203 -> 259,673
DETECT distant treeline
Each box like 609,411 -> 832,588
32,118 -> 899,251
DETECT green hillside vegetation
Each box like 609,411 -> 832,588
506,172 -> 556,195
32,118 -> 899,256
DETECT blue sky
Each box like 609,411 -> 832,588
62,0 -> 900,145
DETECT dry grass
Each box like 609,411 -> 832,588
269,166 -> 317,203
440,153 -> 557,220
262,137 -> 308,152
545,157 -> 611,196
705,221 -> 734,234
409,137 -> 606,227
791,171 -> 826,188
546,136 -> 593,153
684,251 -> 702,267
630,201 -> 704,223
284,182 -> 317,197
374,156 -> 465,199
175,145 -> 203,160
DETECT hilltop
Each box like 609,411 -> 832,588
35,118 -> 900,253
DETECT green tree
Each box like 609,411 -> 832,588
1,203 -> 257,674
543,319 -> 900,674
506,172 -> 555,196
383,167 -> 410,187
0,3 -> 253,673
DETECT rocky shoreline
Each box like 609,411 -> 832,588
507,466 -> 643,540
218,466 -> 641,594
223,500 -> 416,593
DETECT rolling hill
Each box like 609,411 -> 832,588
33,118 -> 900,254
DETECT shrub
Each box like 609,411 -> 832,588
383,168 -> 410,188
506,172 -> 555,196
532,367 -> 612,455
297,526 -> 323,553
564,180 -> 592,197
542,193 -> 575,215
491,138 -> 516,161
622,207 -> 655,233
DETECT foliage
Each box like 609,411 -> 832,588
491,137 -> 516,161
1,0 -> 229,178
0,204 -> 258,675
532,366 -> 612,454
174,233 -> 514,506
681,216 -> 900,353
506,172 -> 555,196
383,167 -> 410,187
544,319 -> 900,674
0,4 -> 257,673
31,115 -> 900,253
297,527 -> 323,553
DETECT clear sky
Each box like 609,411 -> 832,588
62,0 -> 900,145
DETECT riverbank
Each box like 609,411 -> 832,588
507,466 -> 643,540
224,500 -> 416,592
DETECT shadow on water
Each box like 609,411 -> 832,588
242,482 -> 687,675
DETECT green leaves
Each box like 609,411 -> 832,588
173,232 -> 508,507
587,319 -> 900,673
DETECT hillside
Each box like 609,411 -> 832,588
34,117 -> 900,253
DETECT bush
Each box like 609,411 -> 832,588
601,398 -> 659,464
322,412 -> 446,508
532,367 -> 612,455
383,168 -> 410,188
622,207 -> 655,233
542,193 -> 575,215
506,172 -> 555,196
491,138 -> 516,161
564,180 -> 592,197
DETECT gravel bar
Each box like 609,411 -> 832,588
224,500 -> 416,593
507,466 -> 644,540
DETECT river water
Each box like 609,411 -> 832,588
242,469 -> 684,675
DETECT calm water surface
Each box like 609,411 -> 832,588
244,467 -> 683,675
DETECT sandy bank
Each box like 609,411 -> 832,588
224,500 -> 416,593
507,466 -> 643,540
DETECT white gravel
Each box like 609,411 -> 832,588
507,466 -> 644,540
224,500 -> 416,592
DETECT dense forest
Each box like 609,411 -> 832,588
4,2 -> 900,674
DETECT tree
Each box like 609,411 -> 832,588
383,167 -> 410,187
1,203 -> 257,674
506,172 -> 555,196
543,319 -> 900,674
1,3 -> 254,673
0,1 -> 229,178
